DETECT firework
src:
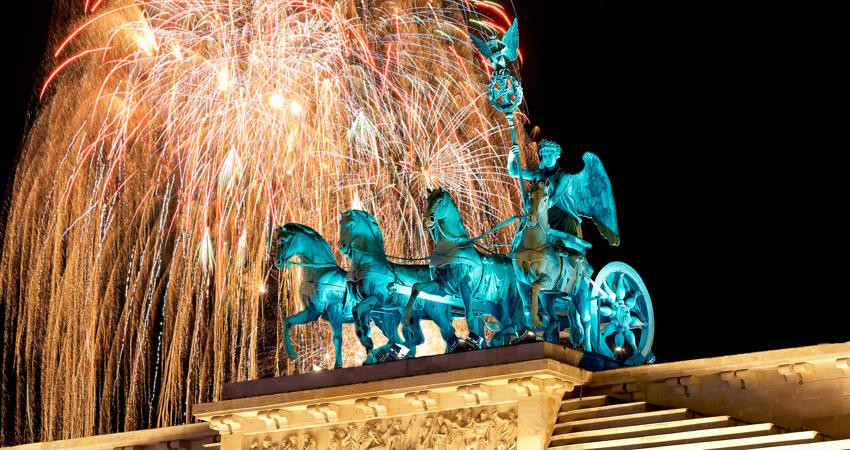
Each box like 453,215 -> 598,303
0,0 -> 535,444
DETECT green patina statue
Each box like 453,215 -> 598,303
268,17 -> 656,368
403,188 -> 528,349
273,223 -> 420,368
338,210 -> 458,363
507,141 -> 620,248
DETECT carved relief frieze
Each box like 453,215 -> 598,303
328,405 -> 517,450
247,433 -> 317,450
246,405 -> 517,450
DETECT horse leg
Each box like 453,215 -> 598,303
515,281 -> 534,332
402,313 -> 424,357
371,310 -> 405,361
575,280 -> 594,352
423,302 -> 457,354
470,315 -> 487,347
490,319 -> 514,347
542,292 -> 560,344
459,273 -> 479,341
327,304 -> 345,369
491,287 -> 518,346
479,317 -> 491,347
405,280 -> 444,325
353,296 -> 378,363
383,311 -> 404,345
530,279 -> 547,329
283,307 -> 320,361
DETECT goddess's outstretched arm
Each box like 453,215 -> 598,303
506,145 -> 541,180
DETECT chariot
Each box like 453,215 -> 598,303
549,243 -> 655,366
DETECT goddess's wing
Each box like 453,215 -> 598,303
561,152 -> 620,246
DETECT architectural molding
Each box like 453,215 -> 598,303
6,342 -> 849,449
208,416 -> 241,435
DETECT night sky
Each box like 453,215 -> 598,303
2,1 -> 846,364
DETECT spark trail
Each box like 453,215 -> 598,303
0,0 -> 536,444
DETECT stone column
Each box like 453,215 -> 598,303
510,377 -> 573,448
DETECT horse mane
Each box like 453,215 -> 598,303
283,223 -> 336,263
428,188 -> 469,238
345,209 -> 385,250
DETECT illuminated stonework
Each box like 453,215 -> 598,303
197,344 -> 578,450
5,342 -> 850,449
244,405 -> 517,450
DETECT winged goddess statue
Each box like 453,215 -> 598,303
470,18 -> 519,70
507,141 -> 621,247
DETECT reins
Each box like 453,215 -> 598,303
432,214 -> 523,246
277,210 -> 529,269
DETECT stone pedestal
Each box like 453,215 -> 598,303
9,342 -> 847,449
194,342 -> 583,449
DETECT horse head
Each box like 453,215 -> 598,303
526,181 -> 550,229
338,209 -> 385,258
425,187 -> 469,243
273,223 -> 336,269
273,225 -> 294,270
425,187 -> 451,227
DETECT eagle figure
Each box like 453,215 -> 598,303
470,18 -> 519,70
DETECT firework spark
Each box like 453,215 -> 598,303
1,0 -> 536,444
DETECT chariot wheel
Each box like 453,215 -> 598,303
591,262 -> 655,365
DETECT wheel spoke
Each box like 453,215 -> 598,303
624,293 -> 638,309
631,308 -> 645,324
624,329 -> 638,350
614,331 -> 625,348
615,273 -> 626,300
608,274 -> 617,296
619,276 -> 632,298
629,316 -> 644,329
602,278 -> 614,297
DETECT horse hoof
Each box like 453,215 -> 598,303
466,332 -> 485,350
449,335 -> 481,353
513,330 -> 538,344
448,335 -> 468,353
381,343 -> 410,362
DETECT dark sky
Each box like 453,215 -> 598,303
2,1 -> 846,363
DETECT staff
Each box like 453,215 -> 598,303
471,19 -> 526,206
